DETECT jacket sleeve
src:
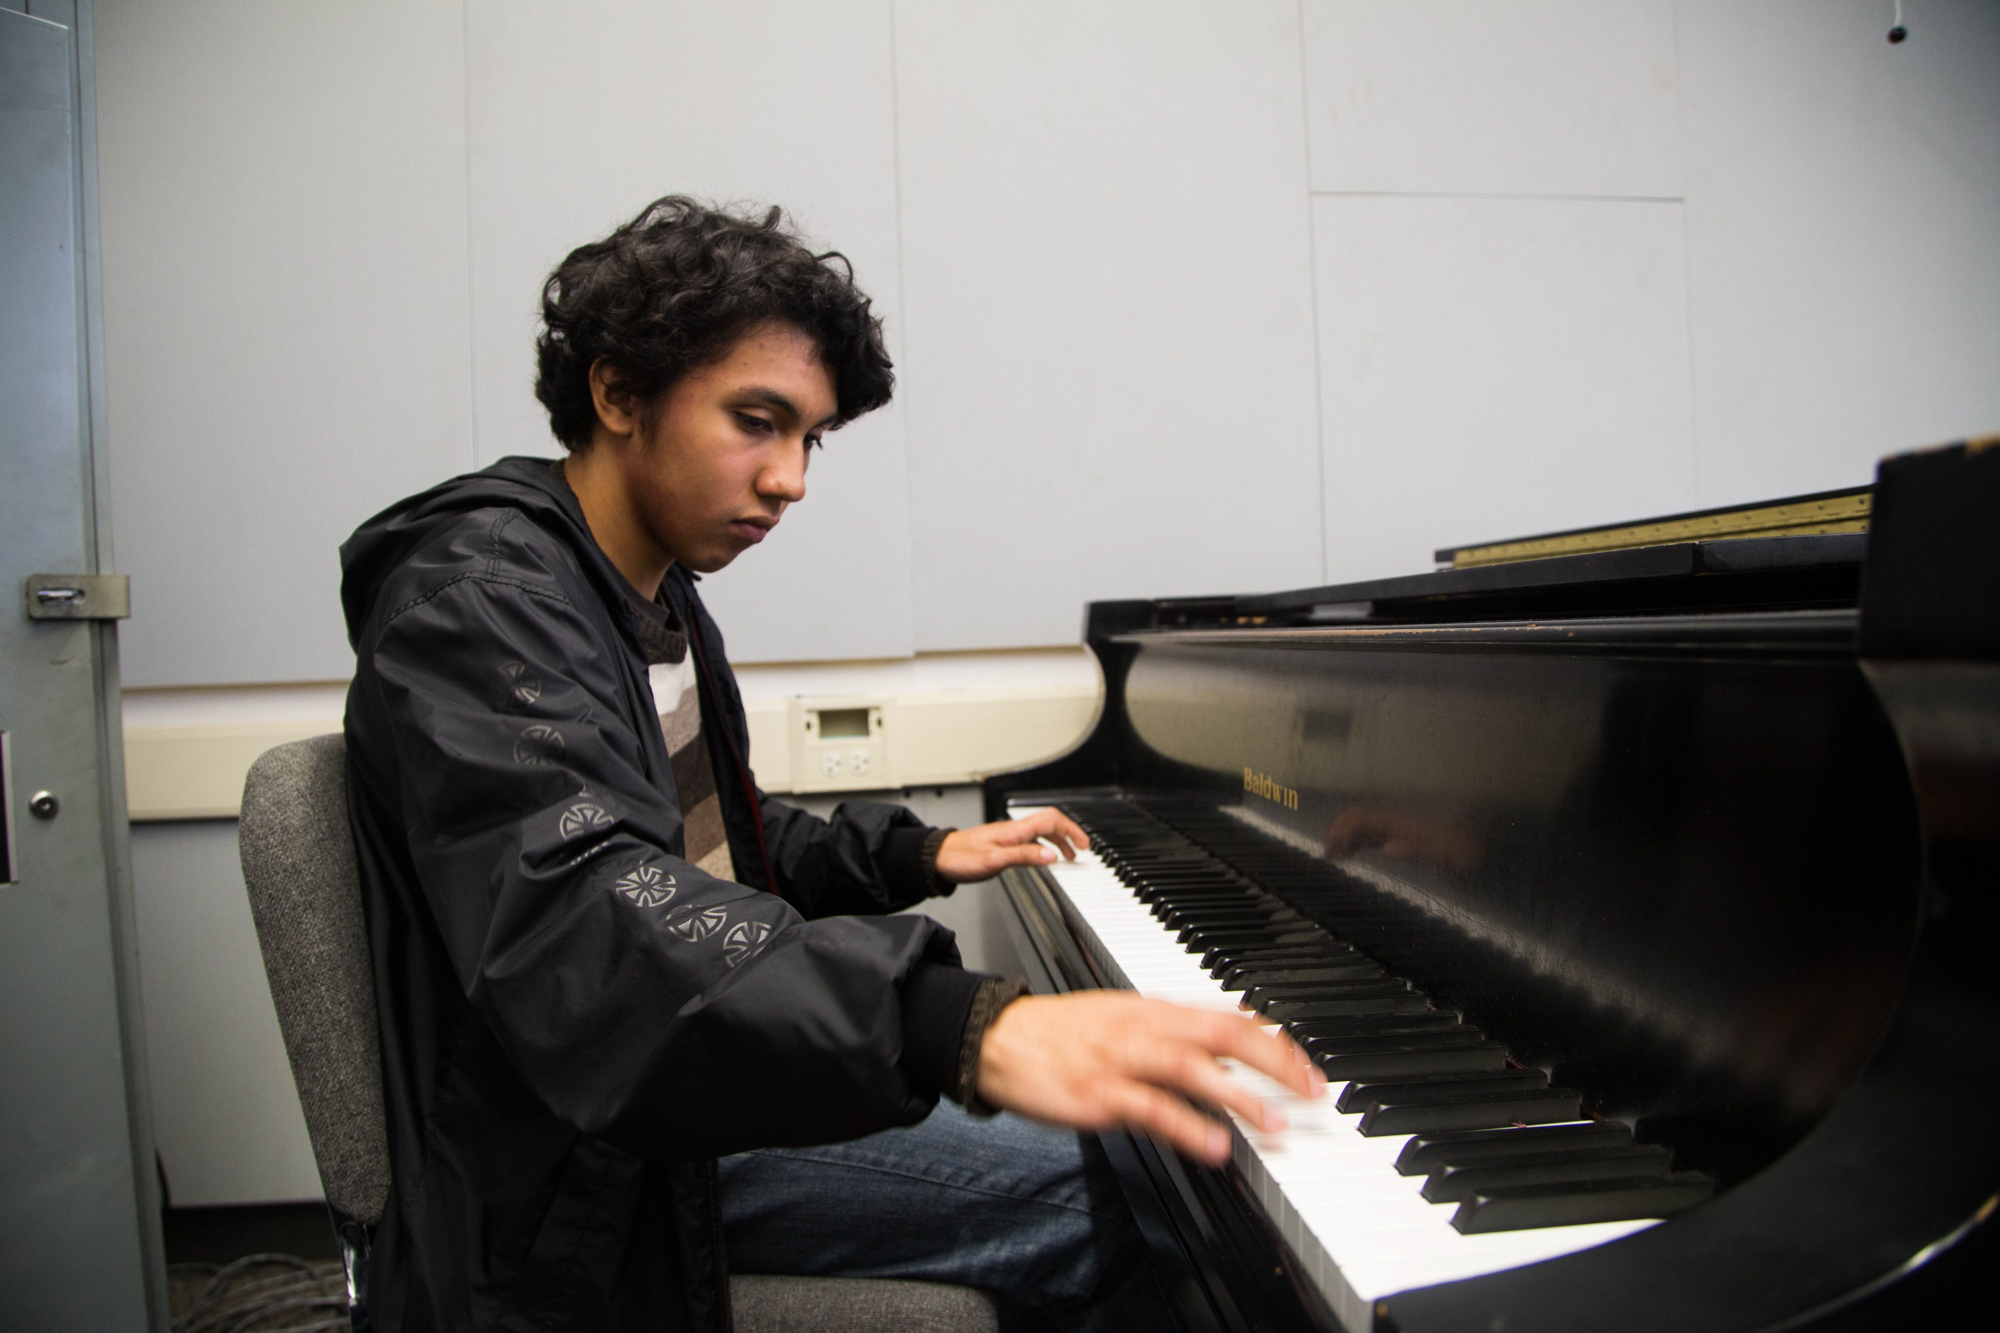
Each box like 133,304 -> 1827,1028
757,794 -> 945,919
359,566 -> 976,1160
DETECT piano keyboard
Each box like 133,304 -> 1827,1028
1012,801 -> 1705,1333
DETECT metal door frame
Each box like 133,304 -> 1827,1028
2,0 -> 169,1326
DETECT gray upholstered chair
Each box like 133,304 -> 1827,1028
239,733 -> 998,1333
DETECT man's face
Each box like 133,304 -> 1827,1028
618,321 -> 837,574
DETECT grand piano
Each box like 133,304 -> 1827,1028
981,441 -> 2000,1332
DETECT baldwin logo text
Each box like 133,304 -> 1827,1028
1243,768 -> 1298,810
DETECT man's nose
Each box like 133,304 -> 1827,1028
758,443 -> 809,504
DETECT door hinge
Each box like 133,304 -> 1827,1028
24,574 -> 131,621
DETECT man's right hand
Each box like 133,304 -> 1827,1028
972,991 -> 1324,1165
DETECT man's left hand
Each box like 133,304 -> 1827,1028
934,809 -> 1089,885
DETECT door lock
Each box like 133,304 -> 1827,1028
28,791 -> 58,820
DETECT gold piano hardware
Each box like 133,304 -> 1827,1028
1244,767 -> 1299,811
1441,490 -> 1871,570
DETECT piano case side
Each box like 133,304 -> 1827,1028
1381,439 -> 2000,1333
981,599 -> 1222,823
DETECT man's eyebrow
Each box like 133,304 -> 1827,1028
737,386 -> 838,430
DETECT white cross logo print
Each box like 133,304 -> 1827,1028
669,906 -> 728,943
514,724 -> 565,766
557,801 -> 614,841
722,920 -> 772,968
501,660 -> 543,705
613,865 -> 677,908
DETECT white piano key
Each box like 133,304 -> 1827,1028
1015,819 -> 1666,1331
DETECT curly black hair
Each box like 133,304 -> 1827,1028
534,196 -> 894,449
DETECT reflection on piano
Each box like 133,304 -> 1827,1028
983,441 -> 2000,1332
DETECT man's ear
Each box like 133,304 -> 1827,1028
588,359 -> 642,442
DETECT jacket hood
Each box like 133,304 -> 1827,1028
340,456 -> 621,650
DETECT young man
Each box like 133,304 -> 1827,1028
340,197 -> 1318,1332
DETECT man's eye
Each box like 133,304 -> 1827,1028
805,435 -> 824,452
735,412 -> 773,434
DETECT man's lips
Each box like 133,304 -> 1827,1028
729,516 -> 777,544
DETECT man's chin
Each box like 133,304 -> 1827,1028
685,547 -> 745,576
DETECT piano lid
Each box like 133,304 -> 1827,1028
1433,485 -> 1871,570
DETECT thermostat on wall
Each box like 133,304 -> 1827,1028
787,696 -> 890,793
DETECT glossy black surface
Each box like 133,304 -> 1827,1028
1380,443 -> 2000,1331
1083,613 -> 1918,1184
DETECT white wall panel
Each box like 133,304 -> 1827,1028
132,821 -> 320,1206
1677,0 -> 2000,506
463,0 -> 914,663
1316,196 -> 1695,582
96,0 -> 475,687
897,0 -> 1324,649
1303,0 -> 1682,198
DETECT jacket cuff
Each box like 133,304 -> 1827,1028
883,826 -> 953,903
921,826 -> 953,894
954,977 -> 1031,1117
898,961 -> 993,1099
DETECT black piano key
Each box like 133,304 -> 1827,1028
1158,888 -> 1282,904
1302,1026 -> 1485,1053
1451,1171 -> 1715,1234
1166,905 -> 1301,926
1176,912 -> 1320,932
1141,880 -> 1250,892
1395,1121 -> 1633,1176
1335,1069 -> 1546,1115
1286,1014 -> 1467,1045
1422,1145 -> 1672,1203
1152,894 -> 1272,910
1161,906 -> 1299,929
1246,978 -> 1414,1010
1311,1040 -> 1509,1081
1359,1087 -> 1582,1136
1220,962 -> 1384,991
1130,879 -> 1249,897
1262,993 -> 1433,1020
1164,914 -> 1300,936
1136,878 -> 1251,893
1152,900 -> 1271,918
1205,943 -> 1360,972
1179,926 -> 1329,949
1207,947 -> 1334,973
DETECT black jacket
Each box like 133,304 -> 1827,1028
340,458 -> 987,1332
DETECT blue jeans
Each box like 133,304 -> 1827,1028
717,1102 -> 1180,1332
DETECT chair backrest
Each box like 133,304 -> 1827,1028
236,735 -> 1000,1332
239,733 -> 391,1228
